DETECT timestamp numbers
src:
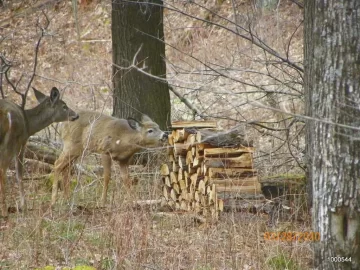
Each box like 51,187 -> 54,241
328,257 -> 352,262
264,231 -> 320,242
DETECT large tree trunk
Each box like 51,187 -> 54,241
304,1 -> 360,269
112,0 -> 170,130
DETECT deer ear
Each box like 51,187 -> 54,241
32,87 -> 47,103
49,87 -> 60,105
141,114 -> 152,123
127,118 -> 141,131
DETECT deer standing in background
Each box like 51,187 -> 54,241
52,111 -> 167,206
0,87 -> 79,217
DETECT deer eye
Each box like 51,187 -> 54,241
147,129 -> 154,134
63,105 -> 67,110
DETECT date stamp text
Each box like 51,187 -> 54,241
264,231 -> 320,242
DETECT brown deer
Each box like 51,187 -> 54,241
52,111 -> 167,206
0,87 -> 79,217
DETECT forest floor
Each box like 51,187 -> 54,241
0,1 -> 311,269
0,160 -> 313,270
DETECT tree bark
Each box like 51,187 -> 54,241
304,1 -> 360,269
112,0 -> 170,130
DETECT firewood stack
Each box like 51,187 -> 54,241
160,120 -> 261,218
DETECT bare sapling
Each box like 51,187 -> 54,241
0,87 -> 79,217
52,111 -> 167,206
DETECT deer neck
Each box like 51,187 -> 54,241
24,104 -> 54,136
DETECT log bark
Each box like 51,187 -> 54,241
25,141 -> 60,165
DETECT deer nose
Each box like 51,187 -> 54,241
70,114 -> 79,121
162,132 -> 169,140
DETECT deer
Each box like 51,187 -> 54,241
0,87 -> 79,217
52,111 -> 167,206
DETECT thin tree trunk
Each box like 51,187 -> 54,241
112,0 -> 170,130
304,1 -> 360,269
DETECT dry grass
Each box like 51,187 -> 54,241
1,155 -> 313,269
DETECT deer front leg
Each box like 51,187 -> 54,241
100,154 -> 112,207
51,169 -> 60,206
0,170 -> 7,217
15,146 -> 26,212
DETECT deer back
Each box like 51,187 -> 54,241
60,111 -> 165,161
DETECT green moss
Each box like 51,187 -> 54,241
43,174 -> 55,191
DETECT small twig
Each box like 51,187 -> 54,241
23,11 -> 50,108
0,55 -> 4,99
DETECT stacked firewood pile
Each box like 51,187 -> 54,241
160,120 -> 262,218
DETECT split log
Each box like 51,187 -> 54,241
174,143 -> 189,156
198,179 -> 206,195
204,147 -> 254,157
186,134 -> 196,145
179,179 -> 186,191
170,188 -> 179,201
177,168 -> 183,181
168,134 -> 175,145
163,186 -> 171,200
204,155 -> 253,169
208,184 -> 217,203
172,162 -> 180,173
208,168 -> 256,179
23,158 -> 53,174
193,156 -> 203,167
209,176 -> 259,186
173,129 -> 190,142
186,150 -> 194,165
216,185 -> 262,194
160,164 -> 170,176
170,172 -> 178,184
163,176 -> 171,187
178,156 -> 187,169
218,199 -> 224,212
180,200 -> 188,211
173,183 -> 180,194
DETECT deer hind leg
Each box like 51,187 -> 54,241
100,154 -> 112,207
15,146 -> 26,212
52,150 -> 79,205
118,161 -> 131,188
0,169 -> 7,217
